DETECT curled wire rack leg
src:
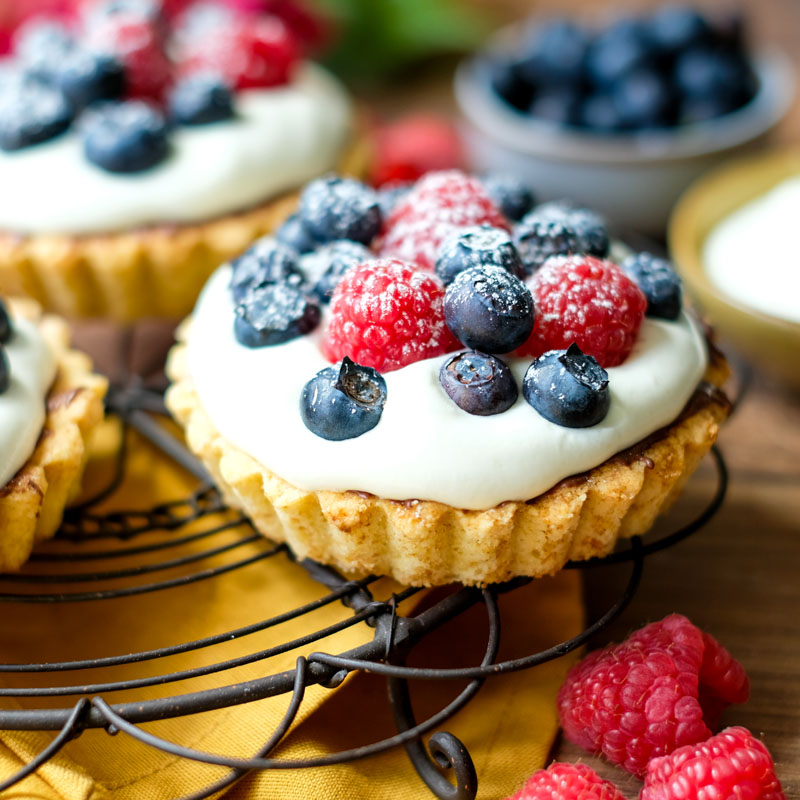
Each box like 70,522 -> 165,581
0,698 -> 90,793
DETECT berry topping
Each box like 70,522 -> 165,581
507,762 -> 626,800
275,213 -> 317,255
518,255 -> 647,368
299,175 -> 382,246
514,214 -> 580,276
371,113 -> 465,187
234,282 -> 320,348
444,266 -> 534,354
0,82 -> 73,152
642,727 -> 785,800
82,100 -> 169,173
229,237 -> 303,303
557,614 -> 750,776
0,345 -> 8,395
323,258 -> 458,372
381,170 -> 509,271
482,173 -> 536,222
435,225 -> 525,286
57,49 -> 126,110
377,181 -> 413,218
86,18 -> 171,101
300,356 -> 387,441
300,240 -> 371,304
535,201 -> 610,258
439,351 -> 518,417
14,18 -> 76,81
621,252 -> 682,320
523,344 -> 610,428
0,299 -> 11,343
179,16 -> 299,90
169,73 -> 234,125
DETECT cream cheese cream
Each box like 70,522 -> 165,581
704,176 -> 800,325
0,63 -> 351,236
184,265 -> 709,510
0,317 -> 57,487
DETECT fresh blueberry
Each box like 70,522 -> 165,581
482,173 -> 536,221
585,20 -> 652,88
0,82 -> 73,151
435,225 -> 525,286
301,240 -> 371,304
647,5 -> 712,55
673,48 -> 755,110
528,86 -> 582,125
444,266 -> 534,354
300,356 -> 387,441
680,94 -> 738,124
14,19 -> 76,81
57,49 -> 126,110
230,237 -> 304,303
621,251 -> 682,320
82,0 -> 162,28
377,181 -> 412,218
439,351 -> 518,416
0,299 -> 11,343
82,101 -> 169,173
612,68 -> 676,129
169,73 -> 234,126
298,175 -> 382,245
275,213 -> 317,255
514,213 -> 580,275
517,19 -> 590,87
234,283 -> 320,347
523,344 -> 610,428
485,57 -> 535,112
0,345 -> 8,395
578,93 -> 623,132
533,201 -> 610,258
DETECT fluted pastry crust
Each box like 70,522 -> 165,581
0,300 -> 107,571
166,323 -> 730,587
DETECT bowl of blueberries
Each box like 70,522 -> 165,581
455,4 -> 794,234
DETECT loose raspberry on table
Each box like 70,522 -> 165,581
507,762 -> 626,800
380,170 -> 509,271
517,255 -> 647,367
642,726 -> 785,800
557,614 -> 750,777
322,258 -> 459,372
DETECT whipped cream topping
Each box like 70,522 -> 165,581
0,63 -> 351,236
704,175 -> 800,325
0,317 -> 57,487
184,266 -> 709,510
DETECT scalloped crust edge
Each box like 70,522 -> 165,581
0,138 -> 369,322
0,299 -> 107,571
166,330 -> 730,587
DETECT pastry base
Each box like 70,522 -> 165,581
165,327 -> 730,587
0,138 -> 369,322
0,300 -> 107,571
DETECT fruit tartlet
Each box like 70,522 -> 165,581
166,170 -> 730,586
0,1 -> 361,321
0,296 -> 107,571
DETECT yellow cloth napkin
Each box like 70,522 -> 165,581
0,428 -> 582,800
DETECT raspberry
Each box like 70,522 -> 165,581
178,16 -> 298,89
557,614 -> 750,777
380,170 -> 509,271
508,762 -> 626,800
372,114 -> 465,187
642,727 -> 785,800
86,19 -> 171,102
517,255 -> 647,367
323,258 -> 459,372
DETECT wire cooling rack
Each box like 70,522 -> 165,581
0,382 -> 729,800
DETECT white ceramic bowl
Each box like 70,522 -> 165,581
455,44 -> 795,235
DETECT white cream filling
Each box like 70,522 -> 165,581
184,266 -> 709,510
0,63 -> 352,235
704,175 -> 800,325
0,318 -> 57,487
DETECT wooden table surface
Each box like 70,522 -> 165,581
366,0 -> 800,794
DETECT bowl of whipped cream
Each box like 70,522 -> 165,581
669,147 -> 800,389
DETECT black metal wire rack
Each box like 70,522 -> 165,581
0,382 -> 729,800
